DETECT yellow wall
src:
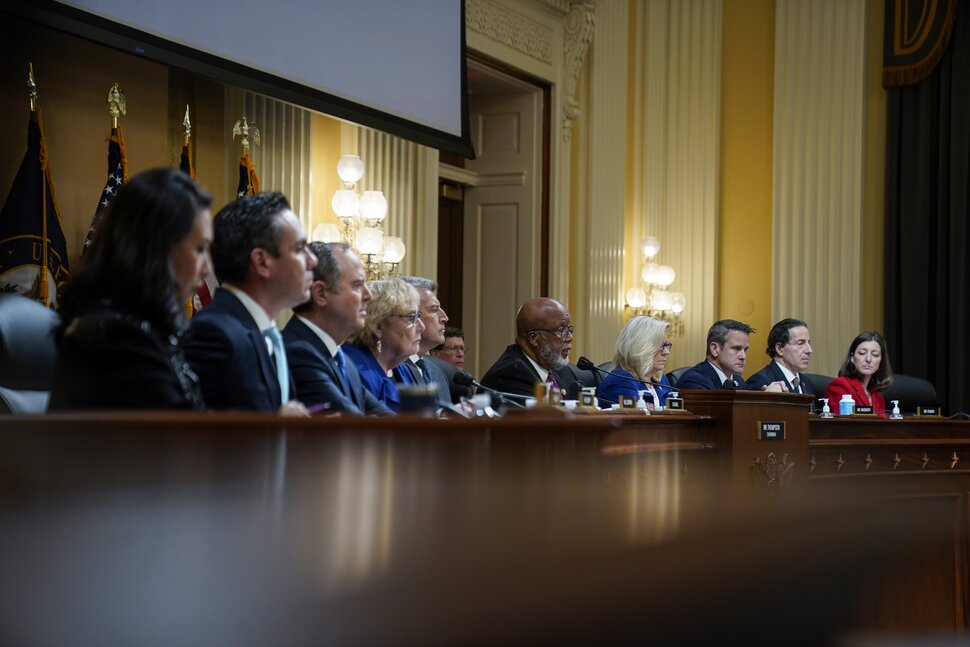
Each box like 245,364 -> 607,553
719,0 -> 776,372
308,114 -> 343,236
862,0 -> 886,331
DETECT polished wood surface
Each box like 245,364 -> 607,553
0,410 -> 964,644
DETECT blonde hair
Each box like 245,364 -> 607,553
612,316 -> 670,380
348,277 -> 419,346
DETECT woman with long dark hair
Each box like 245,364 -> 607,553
824,331 -> 894,418
49,168 -> 212,410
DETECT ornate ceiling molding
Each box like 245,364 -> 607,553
466,0 -> 555,64
562,2 -> 596,141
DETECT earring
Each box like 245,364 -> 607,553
376,339 -> 382,354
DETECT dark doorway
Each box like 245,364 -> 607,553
436,181 -> 464,329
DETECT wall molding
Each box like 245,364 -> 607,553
466,0 -> 555,64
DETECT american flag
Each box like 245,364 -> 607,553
82,130 -> 126,255
179,141 -> 213,315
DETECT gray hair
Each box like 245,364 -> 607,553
348,277 -> 419,346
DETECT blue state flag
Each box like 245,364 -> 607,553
82,129 -> 127,255
0,108 -> 70,308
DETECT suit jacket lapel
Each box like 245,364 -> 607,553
219,290 -> 281,409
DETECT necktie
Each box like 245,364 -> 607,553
264,326 -> 289,403
547,372 -> 561,395
334,348 -> 351,396
415,357 -> 433,385
791,376 -> 801,393
723,378 -> 737,389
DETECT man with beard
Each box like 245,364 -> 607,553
480,297 -> 591,399
282,242 -> 391,415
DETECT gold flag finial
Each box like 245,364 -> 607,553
106,82 -> 126,129
232,115 -> 260,153
183,104 -> 191,145
28,63 -> 38,111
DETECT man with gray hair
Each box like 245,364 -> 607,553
397,275 -> 455,406
282,241 -> 391,415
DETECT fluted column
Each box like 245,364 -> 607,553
772,0 -> 866,375
630,0 -> 722,360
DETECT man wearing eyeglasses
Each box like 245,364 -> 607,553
480,297 -> 591,399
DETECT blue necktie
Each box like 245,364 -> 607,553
334,348 -> 351,396
264,326 -> 289,403
415,357 -> 433,385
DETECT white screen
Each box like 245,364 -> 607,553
48,0 -> 470,153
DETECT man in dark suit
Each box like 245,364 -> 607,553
430,327 -> 473,403
283,242 -> 391,416
184,192 -> 317,413
745,318 -> 815,395
480,297 -> 590,399
398,276 -> 458,409
677,319 -> 763,390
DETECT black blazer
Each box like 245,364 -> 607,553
480,344 -> 588,399
745,361 -> 815,397
49,303 -> 203,411
675,360 -> 746,390
282,317 -> 391,416
184,289 -> 291,412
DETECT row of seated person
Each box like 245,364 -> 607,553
664,367 -> 938,416
0,292 -> 939,417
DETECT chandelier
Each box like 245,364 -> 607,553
313,155 -> 406,280
625,235 -> 686,334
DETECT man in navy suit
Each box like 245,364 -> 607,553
745,318 -> 815,395
184,192 -> 317,413
283,242 -> 391,416
677,319 -> 765,390
398,276 -> 457,408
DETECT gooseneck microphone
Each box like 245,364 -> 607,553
453,371 -> 528,408
576,356 -> 669,390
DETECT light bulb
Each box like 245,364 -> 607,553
641,236 -> 660,259
384,236 -> 406,263
641,262 -> 660,285
331,189 -> 358,219
670,292 -> 686,314
336,154 -> 364,184
355,226 -> 383,255
358,190 -> 387,221
656,265 -> 676,287
626,287 -> 647,308
312,223 -> 342,243
651,290 -> 673,311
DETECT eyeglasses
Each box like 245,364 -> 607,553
439,344 -> 466,354
660,342 -> 673,352
530,326 -> 575,340
388,312 -> 420,326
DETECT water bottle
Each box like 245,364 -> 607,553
838,394 -> 855,416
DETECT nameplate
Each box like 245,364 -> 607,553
618,394 -> 637,409
579,392 -> 598,408
917,406 -> 941,417
854,405 -> 875,415
758,421 -> 786,440
666,397 -> 685,411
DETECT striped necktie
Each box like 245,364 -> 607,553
415,357 -> 433,385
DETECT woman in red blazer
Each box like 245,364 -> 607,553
825,331 -> 894,418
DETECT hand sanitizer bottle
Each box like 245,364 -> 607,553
839,394 -> 855,416
890,399 -> 903,420
636,390 -> 649,411
818,398 -> 834,418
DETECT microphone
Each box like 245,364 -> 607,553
453,371 -> 528,408
577,356 -> 668,390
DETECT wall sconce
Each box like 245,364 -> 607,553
625,235 -> 685,334
313,154 -> 406,279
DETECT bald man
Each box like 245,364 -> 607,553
480,297 -> 593,399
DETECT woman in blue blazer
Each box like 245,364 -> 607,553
598,316 -> 674,410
